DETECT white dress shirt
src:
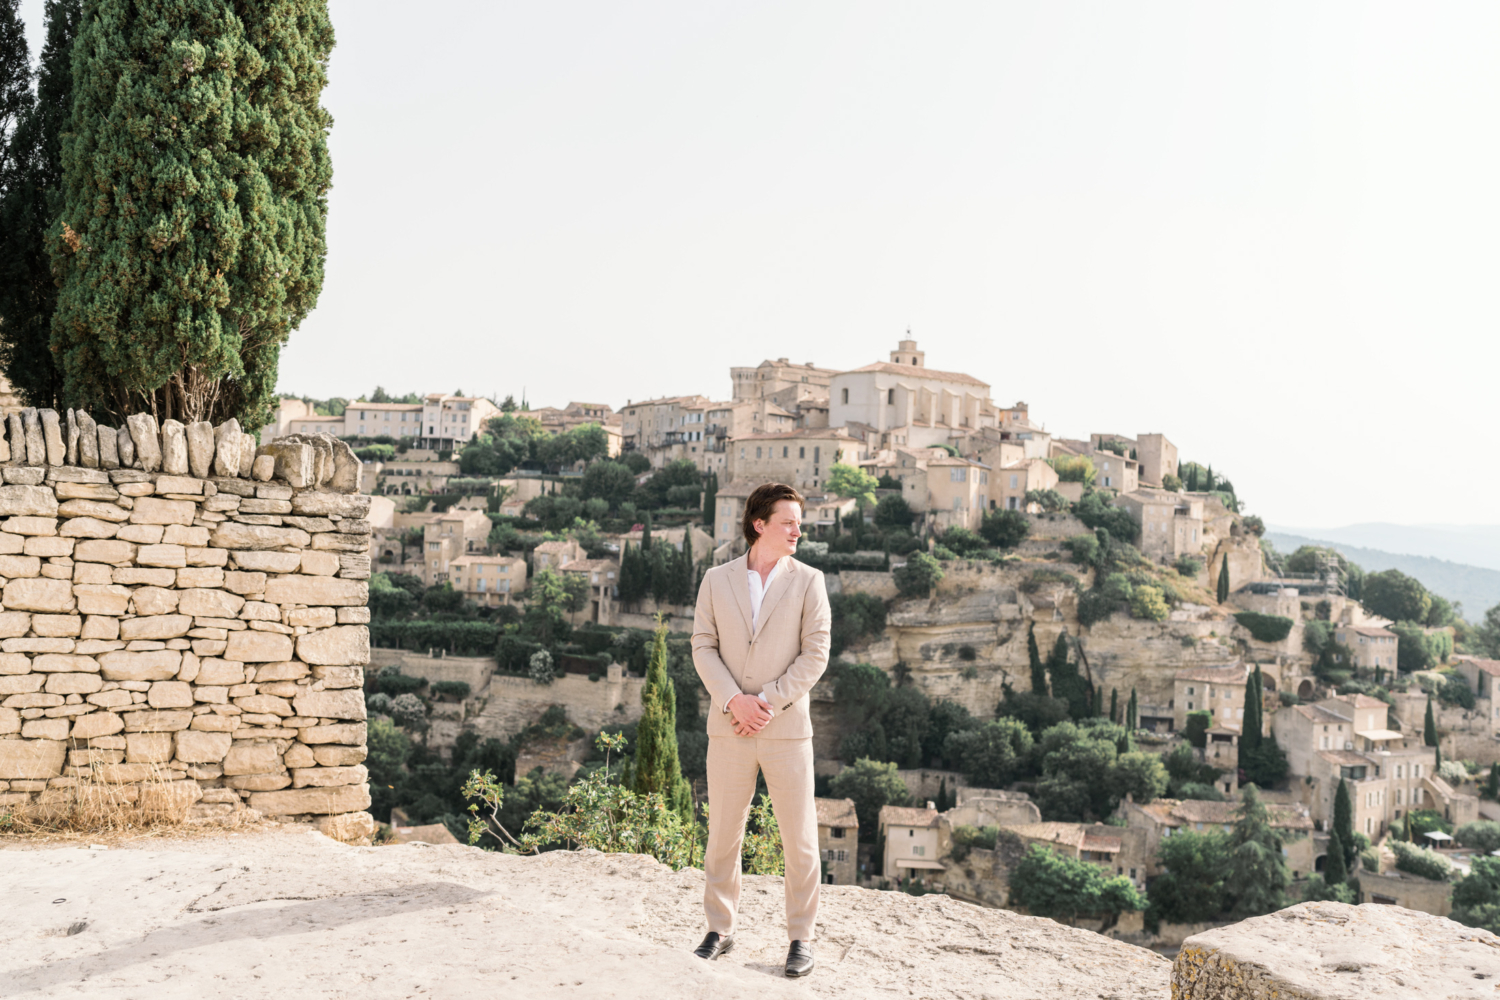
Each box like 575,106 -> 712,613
747,557 -> 785,633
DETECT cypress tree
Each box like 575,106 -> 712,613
49,0 -> 334,427
1485,766 -> 1500,802
1046,632 -> 1088,719
1226,785 -> 1289,917
641,512 -> 653,551
1217,555 -> 1230,604
1323,830 -> 1347,885
1027,623 -> 1047,695
937,778 -> 948,812
701,471 -> 717,526
0,0 -> 78,410
678,524 -> 695,605
1424,697 -> 1438,747
1333,778 -> 1354,865
1127,688 -> 1138,731
1401,810 -> 1413,842
1109,687 -> 1119,724
633,619 -> 691,820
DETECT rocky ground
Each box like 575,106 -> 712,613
1,826 -> 1169,999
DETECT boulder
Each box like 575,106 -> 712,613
97,423 -> 119,470
0,738 -> 66,779
186,420 -> 215,479
258,442 -> 314,488
224,630 -> 294,662
291,688 -> 367,721
296,625 -> 370,666
76,410 -> 99,468
214,418 -> 242,477
117,424 -> 136,468
249,783 -> 371,816
250,455 -> 275,481
3,577 -> 76,612
126,414 -> 160,471
175,730 -> 233,763
0,484 -> 59,516
40,408 -> 65,465
329,438 -> 362,493
1174,901 -> 1500,999
22,408 -> 45,465
160,419 -> 189,475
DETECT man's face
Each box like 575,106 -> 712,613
755,499 -> 803,557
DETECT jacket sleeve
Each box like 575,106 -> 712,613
691,570 -> 744,709
759,570 -> 832,710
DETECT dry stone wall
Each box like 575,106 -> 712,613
0,408 -> 375,840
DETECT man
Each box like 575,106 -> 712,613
690,482 -> 831,979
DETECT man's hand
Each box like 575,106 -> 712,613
728,693 -> 772,736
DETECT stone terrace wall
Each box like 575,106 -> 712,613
0,407 -> 375,840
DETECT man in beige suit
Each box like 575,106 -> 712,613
690,482 -> 831,978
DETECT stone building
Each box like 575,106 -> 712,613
419,394 -> 501,451
1091,449 -> 1139,493
532,538 -> 584,574
923,456 -> 990,533
993,458 -> 1059,512
815,797 -> 860,885
879,803 -> 943,880
559,557 -> 618,625
1174,664 -> 1248,734
725,428 -> 852,493
344,402 -> 424,439
1114,489 -> 1204,564
1332,625 -> 1399,672
447,554 -> 527,607
618,395 -> 714,468
828,339 -> 998,453
1114,797 -> 1317,879
420,508 -> 491,587
730,358 -> 837,412
1136,433 -> 1179,488
1004,821 -> 1152,890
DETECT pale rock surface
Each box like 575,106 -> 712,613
117,425 -> 135,468
186,421 -> 215,479
77,411 -> 100,468
1174,901 -> 1500,999
126,413 -> 159,472
213,418 -> 241,476
1,831 -> 1169,999
40,409 -> 65,465
159,420 -> 189,475
97,422 -> 119,469
23,408 -> 45,465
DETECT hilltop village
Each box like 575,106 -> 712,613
263,338 -> 1495,939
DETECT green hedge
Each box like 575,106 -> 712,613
1390,840 -> 1453,882
1233,612 -> 1294,643
369,620 -> 500,656
498,635 -> 544,675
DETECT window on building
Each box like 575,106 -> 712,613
783,446 -> 789,458
913,846 -> 925,856
841,388 -> 849,404
799,447 -> 805,459
887,388 -> 895,404
1009,475 -> 1018,488
814,447 -> 820,463
756,447 -> 762,459
832,827 -> 844,839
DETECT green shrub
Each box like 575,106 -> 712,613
1175,556 -> 1203,577
370,619 -> 501,657
829,592 -> 887,657
377,671 -> 425,696
942,527 -> 988,556
1456,821 -> 1500,854
1063,534 -> 1099,566
1020,568 -> 1080,594
1130,585 -> 1170,622
949,824 -> 999,862
1077,590 -> 1118,628
1233,612 -> 1294,643
1390,839 -> 1453,882
894,552 -> 944,598
429,681 -> 471,701
979,510 -> 1031,550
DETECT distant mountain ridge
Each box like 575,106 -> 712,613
1267,523 -> 1500,574
1265,531 -> 1500,620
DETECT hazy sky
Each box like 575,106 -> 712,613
18,2 -> 1500,529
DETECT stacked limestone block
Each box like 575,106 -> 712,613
0,407 -> 376,840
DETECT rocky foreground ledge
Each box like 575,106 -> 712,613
4,830 -> 1497,999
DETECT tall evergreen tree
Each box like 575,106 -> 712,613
1323,829 -> 1347,885
633,619 -> 692,820
701,471 -> 717,525
0,0 -> 28,153
1027,623 -> 1047,695
49,0 -> 334,427
1239,666 -> 1263,773
1216,555 -> 1230,604
1126,688 -> 1138,732
1424,696 -> 1438,747
1226,785 -> 1289,917
1109,688 -> 1119,725
0,0 -> 77,409
1046,633 -> 1089,719
677,524 -> 695,605
1333,778 -> 1354,868
641,512 -> 653,551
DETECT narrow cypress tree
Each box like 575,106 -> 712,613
1401,810 -> 1413,842
1047,633 -> 1088,719
0,0 -> 77,409
1217,555 -> 1230,604
641,512 -> 653,551
1424,697 -> 1438,747
50,0 -> 334,425
1226,785 -> 1288,917
1323,830 -> 1347,885
1109,688 -> 1119,724
1127,688 -> 1138,731
633,619 -> 691,820
701,471 -> 717,526
1333,778 -> 1354,865
937,778 -> 948,812
1485,766 -> 1500,802
1027,623 -> 1047,695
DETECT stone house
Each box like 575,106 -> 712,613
1174,664 -> 1249,734
1272,693 -> 1462,840
1332,625 -> 1399,672
1091,449 -> 1139,493
1114,489 -> 1204,564
345,402 -> 424,439
619,395 -> 734,469
421,508 -> 492,587
532,538 -> 585,574
828,339 -> 998,453
1358,868 -> 1452,915
376,456 -> 462,496
924,456 -> 990,533
1114,797 -> 1317,879
560,557 -> 618,625
448,554 -> 527,607
1005,822 -> 1151,890
731,357 -> 837,410
420,394 -> 501,450
879,804 -> 943,880
994,458 -> 1059,512
815,797 -> 860,885
286,414 -> 345,437
726,427 -> 851,493
1136,433 -> 1179,488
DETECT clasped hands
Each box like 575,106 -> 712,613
728,692 -> 774,736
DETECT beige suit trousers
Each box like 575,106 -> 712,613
704,735 -> 820,942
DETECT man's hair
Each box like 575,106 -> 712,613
743,482 -> 805,547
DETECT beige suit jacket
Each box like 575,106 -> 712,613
691,554 -> 832,739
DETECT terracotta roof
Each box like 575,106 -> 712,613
1338,626 -> 1397,639
533,541 -> 580,555
1007,822 -> 1086,848
1461,658 -> 1500,677
1137,798 -> 1313,832
815,797 -> 858,828
837,361 -> 990,388
1342,694 -> 1389,709
560,559 -> 617,573
1175,664 -> 1248,684
1318,750 -> 1374,768
1291,704 -> 1348,724
879,805 -> 939,829
1080,830 -> 1123,853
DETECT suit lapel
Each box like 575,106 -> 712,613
752,558 -> 797,640
726,555 -> 755,636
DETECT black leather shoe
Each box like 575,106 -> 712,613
785,940 -> 814,978
693,932 -> 734,960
